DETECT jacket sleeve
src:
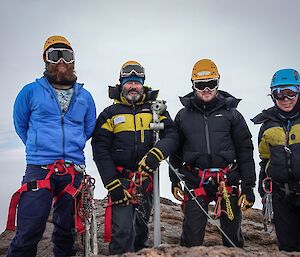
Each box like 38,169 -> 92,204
91,107 -> 119,187
84,92 -> 96,140
152,110 -> 179,161
231,109 -> 256,190
257,124 -> 269,197
13,85 -> 32,145
169,111 -> 184,184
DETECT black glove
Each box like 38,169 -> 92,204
171,182 -> 184,202
238,187 -> 255,211
105,179 -> 132,205
138,147 -> 164,174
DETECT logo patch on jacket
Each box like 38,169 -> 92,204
113,116 -> 126,125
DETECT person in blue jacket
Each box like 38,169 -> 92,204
6,35 -> 96,257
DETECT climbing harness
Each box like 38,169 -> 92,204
104,167 -> 152,242
262,177 -> 273,233
186,165 -> 236,220
6,160 -> 98,256
6,160 -> 81,231
166,159 -> 237,248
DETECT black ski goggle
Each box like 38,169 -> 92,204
121,64 -> 145,77
271,86 -> 299,100
193,79 -> 219,91
45,48 -> 74,64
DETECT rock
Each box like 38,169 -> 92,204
1,197 -> 299,257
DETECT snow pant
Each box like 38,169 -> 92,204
6,164 -> 83,257
180,191 -> 244,247
272,189 -> 300,252
109,177 -> 153,255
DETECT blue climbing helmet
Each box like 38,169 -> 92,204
270,68 -> 300,88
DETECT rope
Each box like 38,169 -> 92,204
166,159 -> 237,248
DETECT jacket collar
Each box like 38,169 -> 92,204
37,76 -> 83,95
179,90 -> 241,112
108,85 -> 159,106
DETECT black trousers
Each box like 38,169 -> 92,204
180,194 -> 244,248
109,178 -> 153,255
273,191 -> 300,252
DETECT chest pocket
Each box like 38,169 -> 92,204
68,99 -> 87,123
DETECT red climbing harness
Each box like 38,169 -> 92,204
6,160 -> 85,232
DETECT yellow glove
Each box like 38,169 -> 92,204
172,182 -> 184,202
238,187 -> 255,211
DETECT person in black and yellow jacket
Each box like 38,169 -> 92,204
91,61 -> 178,255
252,68 -> 300,252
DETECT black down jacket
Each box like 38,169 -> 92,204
169,90 -> 256,190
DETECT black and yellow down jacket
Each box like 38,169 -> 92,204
169,90 -> 256,190
252,106 -> 300,195
92,85 -> 178,186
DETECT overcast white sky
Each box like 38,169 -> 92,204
1,0 -> 300,232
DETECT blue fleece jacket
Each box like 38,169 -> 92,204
13,77 -> 96,165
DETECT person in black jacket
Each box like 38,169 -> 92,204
252,68 -> 300,252
169,59 -> 256,247
92,60 -> 178,255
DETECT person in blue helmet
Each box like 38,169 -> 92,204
6,35 -> 96,257
92,60 -> 178,254
252,68 -> 300,252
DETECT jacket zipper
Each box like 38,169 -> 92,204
140,117 -> 144,143
204,114 -> 211,155
51,86 -> 77,160
133,105 -> 138,155
284,120 -> 293,179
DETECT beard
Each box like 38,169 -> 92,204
44,63 -> 77,85
122,87 -> 144,102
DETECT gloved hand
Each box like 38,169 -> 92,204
138,147 -> 164,174
171,182 -> 184,202
238,187 -> 255,211
105,179 -> 132,205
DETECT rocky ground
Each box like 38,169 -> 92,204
1,197 -> 299,257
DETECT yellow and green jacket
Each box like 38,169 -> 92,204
91,85 -> 178,186
252,106 -> 300,195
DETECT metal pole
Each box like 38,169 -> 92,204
153,130 -> 161,247
150,100 -> 167,247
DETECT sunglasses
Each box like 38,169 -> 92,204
45,48 -> 75,64
193,79 -> 219,92
120,64 -> 145,77
271,87 -> 299,100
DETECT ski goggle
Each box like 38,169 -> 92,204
193,79 -> 219,92
271,86 -> 299,100
45,48 -> 75,64
120,64 -> 145,78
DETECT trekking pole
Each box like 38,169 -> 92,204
166,159 -> 237,248
149,100 -> 167,247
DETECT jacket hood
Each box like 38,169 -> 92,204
108,84 -> 159,106
251,107 -> 277,125
179,90 -> 241,110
